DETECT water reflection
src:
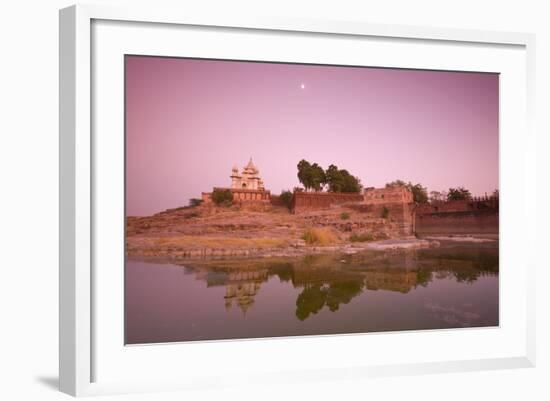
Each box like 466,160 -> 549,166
125,243 -> 499,344
178,245 -> 498,320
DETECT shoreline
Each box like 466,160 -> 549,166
126,235 -> 498,262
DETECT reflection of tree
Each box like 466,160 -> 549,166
295,280 -> 364,320
296,286 -> 328,321
325,281 -> 363,311
416,269 -> 433,287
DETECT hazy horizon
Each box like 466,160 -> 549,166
126,56 -> 499,216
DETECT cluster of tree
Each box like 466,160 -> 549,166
386,181 -> 497,204
446,187 -> 472,201
297,159 -> 362,193
385,180 -> 428,203
430,187 -> 500,202
429,187 -> 472,202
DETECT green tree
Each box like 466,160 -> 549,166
211,188 -> 233,206
447,187 -> 472,201
410,183 -> 428,204
385,180 -> 407,188
429,191 -> 444,203
310,163 -> 326,191
386,180 -> 428,203
325,164 -> 362,193
297,159 -> 324,191
325,164 -> 344,192
279,190 -> 293,209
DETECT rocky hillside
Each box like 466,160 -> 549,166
126,202 -> 413,259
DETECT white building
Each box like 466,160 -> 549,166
230,158 -> 265,191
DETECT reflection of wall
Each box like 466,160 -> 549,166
364,270 -> 418,293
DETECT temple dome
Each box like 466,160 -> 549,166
245,158 -> 257,171
230,158 -> 264,190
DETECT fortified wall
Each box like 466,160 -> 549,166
351,187 -> 416,236
202,187 -> 271,203
290,192 -> 364,212
415,196 -> 499,235
290,186 -> 416,236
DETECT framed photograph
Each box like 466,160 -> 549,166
60,4 -> 536,396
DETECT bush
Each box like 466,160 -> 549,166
302,228 -> 338,245
279,190 -> 293,209
211,189 -> 233,206
184,211 -> 200,219
340,212 -> 350,220
350,233 -> 374,242
188,198 -> 203,207
381,206 -> 389,219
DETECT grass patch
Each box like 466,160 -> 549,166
152,236 -> 289,249
301,228 -> 338,245
340,212 -> 350,220
350,233 -> 375,242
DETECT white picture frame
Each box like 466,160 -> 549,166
59,4 -> 536,397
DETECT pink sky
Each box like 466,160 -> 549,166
125,56 -> 498,216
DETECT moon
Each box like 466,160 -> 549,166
300,83 -> 305,89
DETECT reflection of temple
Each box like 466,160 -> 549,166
223,270 -> 268,314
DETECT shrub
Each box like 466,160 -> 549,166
211,189 -> 233,206
381,206 -> 389,219
279,190 -> 293,209
350,233 -> 374,242
340,212 -> 350,220
188,198 -> 203,207
302,228 -> 338,245
184,211 -> 200,219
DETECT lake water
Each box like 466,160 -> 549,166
125,241 -> 498,344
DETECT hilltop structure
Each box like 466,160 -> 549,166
290,186 -> 416,235
230,158 -> 265,190
202,158 -> 271,203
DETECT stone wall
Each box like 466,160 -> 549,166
348,203 -> 416,236
363,186 -> 414,204
415,196 -> 499,235
202,187 -> 271,203
415,210 -> 498,235
291,192 -> 364,213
